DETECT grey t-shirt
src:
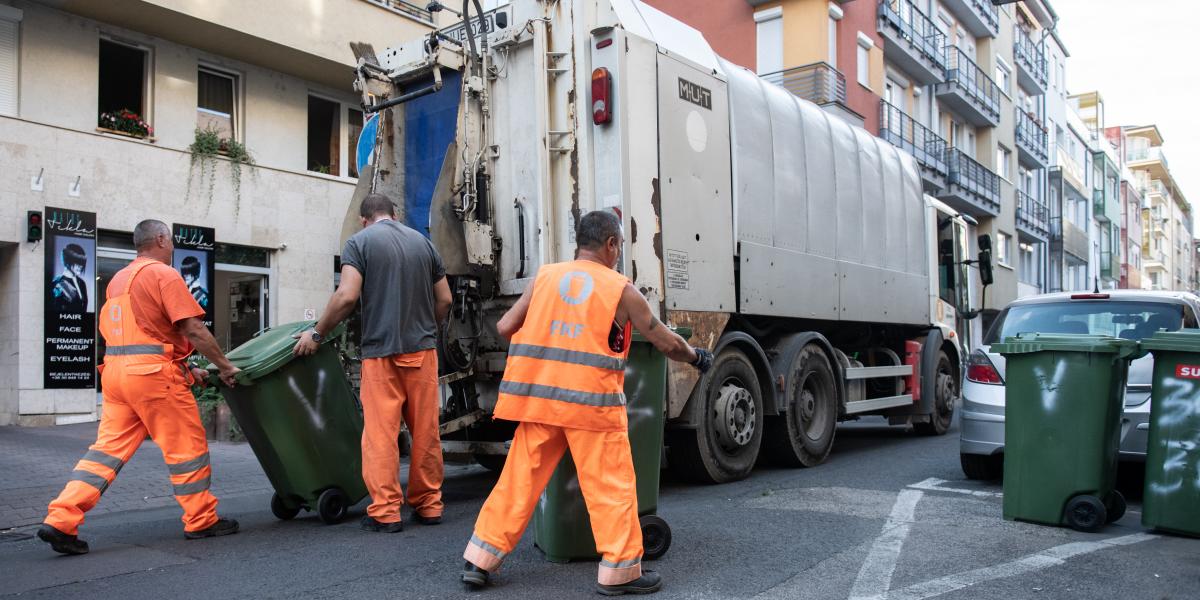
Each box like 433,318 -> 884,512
340,219 -> 446,358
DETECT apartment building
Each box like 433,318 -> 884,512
1121,125 -> 1193,292
0,0 -> 437,425
1070,91 -> 1121,290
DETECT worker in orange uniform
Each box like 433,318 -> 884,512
39,220 -> 242,555
294,193 -> 453,532
461,211 -> 713,595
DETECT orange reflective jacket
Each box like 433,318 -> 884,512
493,260 -> 632,432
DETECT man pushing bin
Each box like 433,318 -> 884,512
460,211 -> 713,596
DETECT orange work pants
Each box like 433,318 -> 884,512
464,421 -> 643,585
45,363 -> 219,535
360,349 -> 444,523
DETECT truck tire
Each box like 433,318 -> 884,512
764,344 -> 837,467
671,348 -> 763,484
913,351 -> 956,436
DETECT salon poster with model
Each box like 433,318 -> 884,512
43,206 -> 97,388
172,224 -> 215,330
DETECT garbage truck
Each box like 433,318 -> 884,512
345,0 -> 987,483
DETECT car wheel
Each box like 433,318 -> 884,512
960,452 -> 1003,481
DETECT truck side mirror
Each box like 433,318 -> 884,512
977,234 -> 994,287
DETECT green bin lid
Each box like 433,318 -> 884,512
991,332 -> 1139,357
1140,329 -> 1200,353
222,320 -> 346,383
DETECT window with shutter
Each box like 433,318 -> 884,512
0,16 -> 18,117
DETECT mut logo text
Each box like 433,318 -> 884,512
678,78 -> 712,110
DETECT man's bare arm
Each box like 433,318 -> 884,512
433,276 -> 452,324
314,265 -> 363,336
178,317 -> 239,385
620,283 -> 697,363
496,285 -> 533,340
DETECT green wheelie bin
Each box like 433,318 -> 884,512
532,332 -> 672,562
216,320 -> 367,524
1140,329 -> 1200,537
992,333 -> 1139,532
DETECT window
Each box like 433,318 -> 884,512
996,145 -> 1012,180
0,6 -> 19,117
307,95 -> 341,175
1019,242 -> 1037,285
828,17 -> 838,69
98,38 -> 150,124
347,108 -> 364,178
995,59 -> 1011,96
856,33 -> 872,88
197,68 -> 238,141
755,8 -> 783,75
997,232 -> 1012,266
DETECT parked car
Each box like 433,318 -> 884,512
959,290 -> 1200,480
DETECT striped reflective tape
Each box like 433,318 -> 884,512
507,343 -> 625,371
81,449 -> 124,472
600,558 -> 642,569
70,469 -> 110,494
172,476 -> 212,496
104,344 -> 166,356
470,534 -> 508,560
498,381 -> 625,407
167,452 -> 211,476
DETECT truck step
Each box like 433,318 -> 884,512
844,395 -> 914,414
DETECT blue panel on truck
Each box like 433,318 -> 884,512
403,71 -> 463,237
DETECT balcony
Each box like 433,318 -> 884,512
935,47 -> 1001,127
1054,145 -> 1087,194
939,0 -> 1000,38
1013,27 -> 1048,95
762,61 -> 852,109
1127,146 -> 1170,172
1101,249 -> 1119,281
1050,218 -> 1090,262
363,0 -> 432,21
940,149 -> 1000,217
1015,109 -> 1048,169
877,0 -> 947,85
1016,189 -> 1049,240
878,100 -> 948,191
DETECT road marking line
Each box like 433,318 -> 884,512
875,533 -> 1159,600
848,489 -> 924,600
908,477 -> 1003,498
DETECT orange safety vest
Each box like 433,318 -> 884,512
98,260 -> 189,379
493,260 -> 632,432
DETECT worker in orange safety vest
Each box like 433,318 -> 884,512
39,219 -> 242,555
461,211 -> 713,595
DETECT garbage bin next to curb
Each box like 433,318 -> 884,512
992,333 -> 1139,532
217,320 -> 368,525
532,331 -> 675,563
1140,329 -> 1200,538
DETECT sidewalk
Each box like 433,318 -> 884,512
0,423 -> 272,531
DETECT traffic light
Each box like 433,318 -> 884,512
27,210 -> 42,242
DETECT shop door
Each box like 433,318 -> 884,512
226,274 -> 268,350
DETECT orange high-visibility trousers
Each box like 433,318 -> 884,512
44,364 -> 219,535
464,421 -> 643,585
360,349 -> 444,523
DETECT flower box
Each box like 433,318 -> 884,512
95,126 -> 156,142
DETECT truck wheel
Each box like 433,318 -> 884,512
473,453 -> 506,473
914,351 -> 956,436
672,348 -> 763,484
764,344 -> 837,467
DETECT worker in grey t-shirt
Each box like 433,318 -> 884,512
294,193 -> 452,532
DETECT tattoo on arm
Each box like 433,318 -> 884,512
647,316 -> 659,331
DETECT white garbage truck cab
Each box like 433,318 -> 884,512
349,0 -> 985,483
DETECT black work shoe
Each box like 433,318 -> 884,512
462,561 -> 489,590
37,524 -> 89,555
413,513 -> 442,526
184,518 -> 240,540
360,516 -> 404,533
597,571 -> 662,596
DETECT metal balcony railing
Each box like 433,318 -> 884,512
1016,189 -> 1049,238
878,0 -> 947,70
878,100 -> 948,176
362,0 -> 433,21
1013,26 -> 1048,89
946,148 -> 1001,213
942,46 -> 1001,120
762,62 -> 848,107
1015,109 -> 1048,164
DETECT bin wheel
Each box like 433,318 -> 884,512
270,493 -> 301,521
1063,495 -> 1107,532
317,488 -> 349,524
1105,490 -> 1127,523
640,515 -> 672,561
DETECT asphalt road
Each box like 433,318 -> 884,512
2,417 -> 1196,599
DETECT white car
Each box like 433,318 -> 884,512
959,290 -> 1200,480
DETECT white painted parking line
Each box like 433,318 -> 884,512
848,489 -> 924,600
875,533 -> 1159,600
907,477 -> 1003,498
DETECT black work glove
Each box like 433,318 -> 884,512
690,347 -> 714,373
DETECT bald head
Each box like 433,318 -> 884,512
133,220 -> 170,250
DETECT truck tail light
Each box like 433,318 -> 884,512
965,350 -> 1003,385
904,340 -> 922,402
592,67 -> 612,125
